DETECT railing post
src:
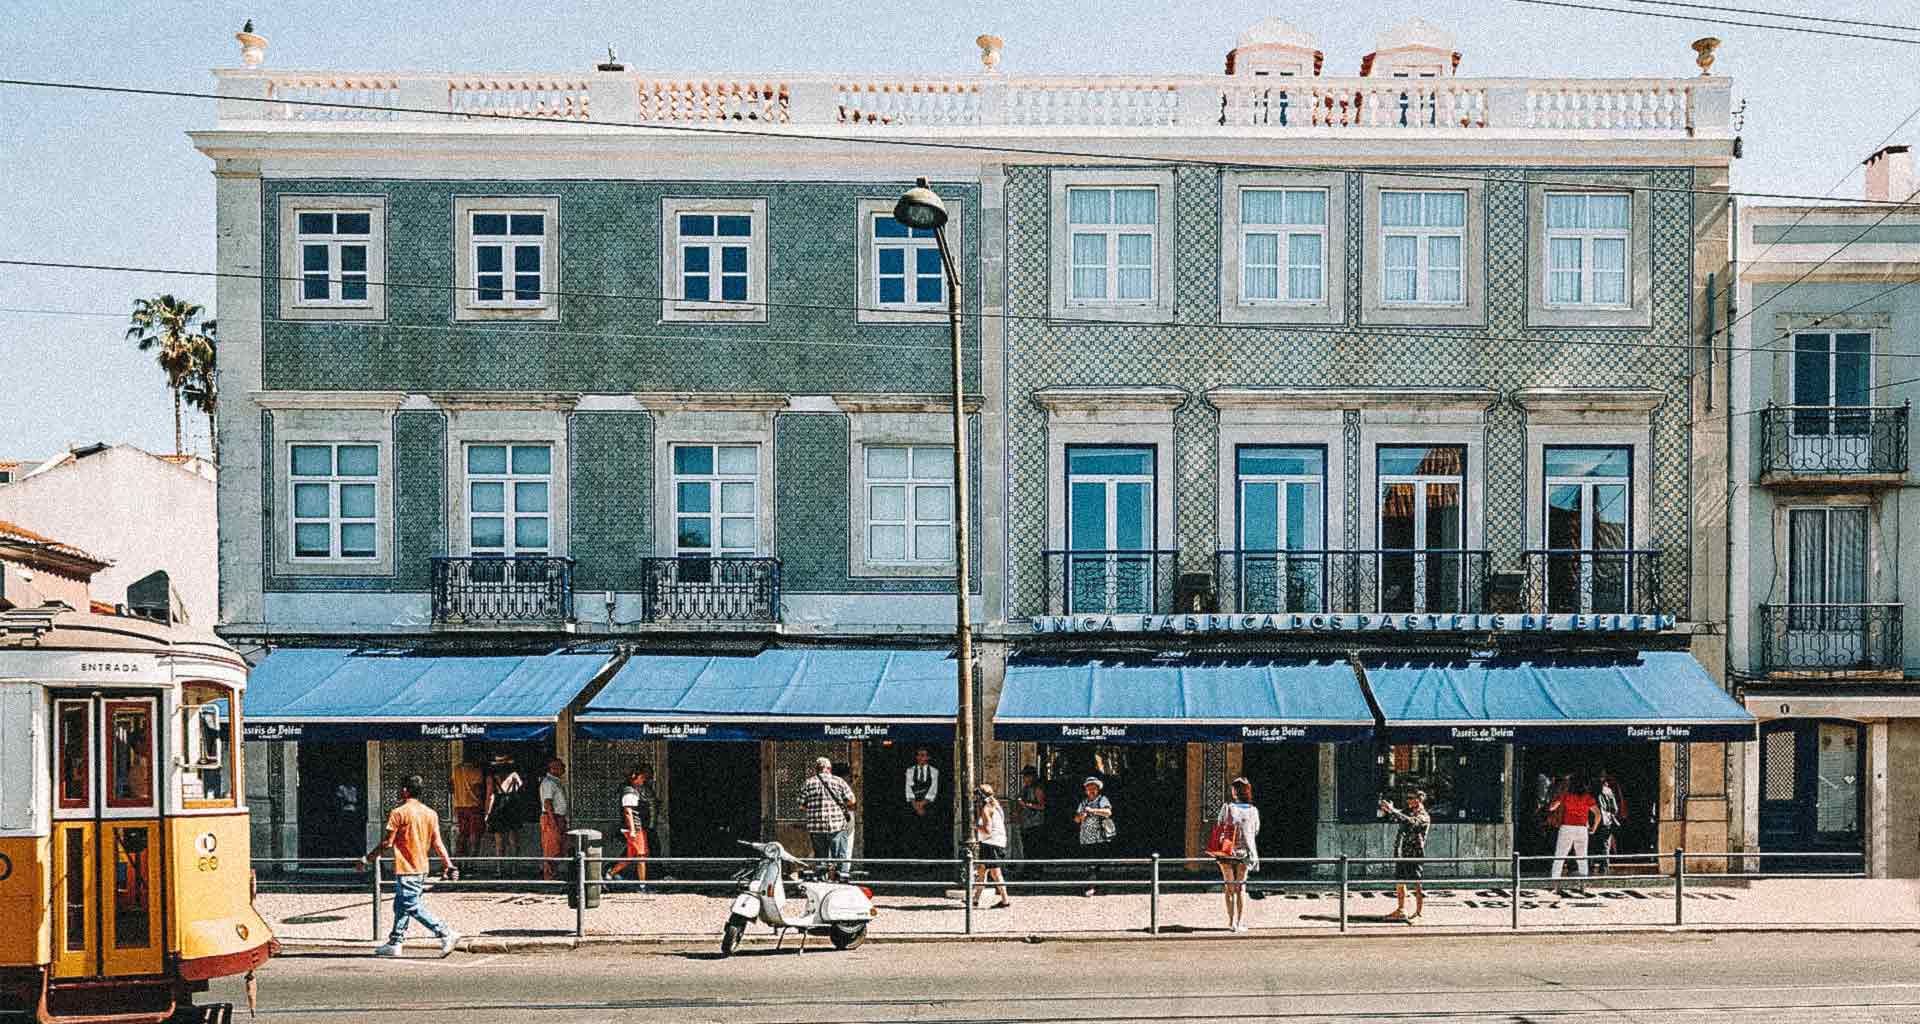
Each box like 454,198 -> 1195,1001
574,845 -> 587,938
1673,848 -> 1685,926
1149,853 -> 1160,935
1337,855 -> 1349,933
963,850 -> 975,936
369,856 -> 383,943
1511,849 -> 1522,930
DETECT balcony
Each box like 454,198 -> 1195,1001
1758,603 -> 1904,676
638,556 -> 781,625
1043,549 -> 1181,616
1213,549 -> 1490,615
1758,404 -> 1908,486
430,556 -> 573,626
1520,549 -> 1667,616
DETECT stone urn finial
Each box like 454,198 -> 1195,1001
1691,36 -> 1720,76
976,34 -> 1004,74
236,20 -> 267,67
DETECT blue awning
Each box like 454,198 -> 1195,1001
243,648 -> 615,742
577,648 -> 957,741
994,656 -> 1375,744
1365,652 -> 1756,744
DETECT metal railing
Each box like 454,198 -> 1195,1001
1758,403 -> 1909,477
1758,603 -> 1905,673
429,555 -> 574,625
638,556 -> 781,624
1520,549 -> 1665,616
1042,549 -> 1181,615
1214,549 -> 1491,615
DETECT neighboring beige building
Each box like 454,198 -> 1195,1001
0,444 -> 217,626
0,520 -> 108,612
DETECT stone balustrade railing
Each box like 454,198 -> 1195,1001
213,69 -> 1731,135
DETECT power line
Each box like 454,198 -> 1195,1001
0,306 -> 126,318
1504,0 -> 1920,44
1618,0 -> 1920,35
1720,184 -> 1920,350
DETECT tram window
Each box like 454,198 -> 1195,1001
56,702 -> 90,809
104,703 -> 154,809
181,684 -> 234,805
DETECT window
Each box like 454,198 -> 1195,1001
1067,187 -> 1158,303
663,199 -> 767,322
1380,190 -> 1466,304
1234,446 -> 1326,613
56,700 -> 90,810
1378,445 -> 1467,613
294,210 -> 372,306
865,445 -> 955,564
466,444 -> 552,557
673,444 -> 758,558
678,212 -> 753,304
289,443 -> 379,560
470,211 -> 546,307
1791,332 -> 1872,435
179,683 -> 234,806
1065,446 -> 1156,613
1545,193 -> 1630,307
104,700 -> 155,810
873,215 -> 944,308
1787,507 -> 1871,666
1240,189 -> 1327,304
1338,742 -> 1505,824
1543,447 -> 1632,614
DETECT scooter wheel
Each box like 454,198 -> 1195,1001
829,923 -> 866,951
720,914 -> 748,957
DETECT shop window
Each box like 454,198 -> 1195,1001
1338,742 -> 1503,824
180,683 -> 235,806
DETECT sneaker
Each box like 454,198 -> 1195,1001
373,942 -> 403,958
438,931 -> 460,957
1083,887 -> 1097,898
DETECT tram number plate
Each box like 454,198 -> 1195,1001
198,855 -> 221,872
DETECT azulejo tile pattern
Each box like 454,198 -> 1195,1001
1002,164 -> 1695,618
259,179 -> 981,395
568,412 -> 653,593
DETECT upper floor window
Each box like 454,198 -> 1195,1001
663,198 -> 768,323
1067,187 -> 1158,303
466,444 -> 552,557
1380,190 -> 1466,305
470,211 -> 546,307
1236,446 -> 1326,552
1240,189 -> 1327,304
865,445 -> 955,564
1066,446 -> 1156,614
673,444 -> 758,557
1378,444 -> 1466,613
1788,507 -> 1868,608
294,211 -> 372,307
1542,446 -> 1632,614
1544,193 -> 1630,307
1792,332 -> 1872,434
874,217 -> 944,308
290,443 -> 379,561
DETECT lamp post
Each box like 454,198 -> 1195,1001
893,178 -> 977,859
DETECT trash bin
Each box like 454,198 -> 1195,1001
566,828 -> 602,909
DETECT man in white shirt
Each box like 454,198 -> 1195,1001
538,758 -> 569,881
904,747 -> 943,863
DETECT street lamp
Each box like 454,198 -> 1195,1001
893,178 -> 977,858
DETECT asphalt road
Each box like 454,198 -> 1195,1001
210,932 -> 1920,1024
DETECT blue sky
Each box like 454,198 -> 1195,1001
1,0 -> 1906,456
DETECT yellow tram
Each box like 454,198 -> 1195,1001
0,603 -> 274,1022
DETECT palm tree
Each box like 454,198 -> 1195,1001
126,295 -> 213,456
182,319 -> 218,463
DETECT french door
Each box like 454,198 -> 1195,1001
1787,507 -> 1870,666
50,692 -> 164,980
1066,446 -> 1155,613
1790,332 -> 1872,464
1543,446 -> 1632,613
1236,446 -> 1326,612
1378,445 -> 1465,613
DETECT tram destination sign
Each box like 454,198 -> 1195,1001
1032,612 -> 1676,635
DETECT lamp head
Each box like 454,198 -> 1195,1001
893,177 -> 948,231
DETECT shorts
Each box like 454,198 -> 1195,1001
623,829 -> 650,858
977,843 -> 1006,862
1394,859 -> 1425,882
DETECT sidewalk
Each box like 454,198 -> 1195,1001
258,876 -> 1920,950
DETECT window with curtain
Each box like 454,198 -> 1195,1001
1544,193 -> 1630,307
1240,188 -> 1327,304
1067,187 -> 1157,303
1787,507 -> 1869,642
1380,190 -> 1466,304
1791,332 -> 1872,436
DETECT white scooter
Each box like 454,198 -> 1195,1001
719,840 -> 876,956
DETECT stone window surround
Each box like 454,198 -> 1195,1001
268,405 -> 398,578
842,400 -> 971,579
1033,387 -> 1186,553
452,195 -> 561,322
1769,313 -> 1894,409
1513,389 -> 1662,552
660,197 -> 770,324
855,198 -> 959,324
1204,389 -> 1349,549
1048,168 -> 1179,325
439,403 -> 573,559
1353,390 -> 1494,550
1525,173 -> 1654,329
644,394 -> 784,557
1360,173 -> 1486,328
276,194 -> 389,322
1766,495 -> 1894,606
1219,170 -> 1348,326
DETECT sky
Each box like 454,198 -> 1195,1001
1,0 -> 1911,457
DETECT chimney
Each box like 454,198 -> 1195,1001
1865,145 -> 1913,203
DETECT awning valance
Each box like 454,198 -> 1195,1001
993,656 -> 1375,744
1365,652 -> 1756,744
243,648 -> 615,741
577,648 -> 956,741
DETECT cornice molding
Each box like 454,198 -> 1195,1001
429,391 -> 581,412
636,391 -> 791,413
251,390 -> 407,411
1032,386 -> 1189,414
1206,386 -> 1497,412
833,393 -> 985,415
1512,387 -> 1665,415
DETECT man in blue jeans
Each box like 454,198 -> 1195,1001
365,774 -> 461,957
797,757 -> 856,878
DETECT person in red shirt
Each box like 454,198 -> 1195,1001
1546,778 -> 1600,881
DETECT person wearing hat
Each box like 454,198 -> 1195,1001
971,783 -> 1012,908
1073,776 -> 1114,897
1015,765 -> 1047,877
1379,789 -> 1431,923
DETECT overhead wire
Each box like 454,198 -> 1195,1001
1503,0 -> 1920,44
1613,0 -> 1920,35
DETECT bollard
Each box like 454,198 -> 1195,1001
1337,855 -> 1349,933
1673,848 -> 1685,926
1511,849 -> 1522,930
1149,853 -> 1161,936
963,852 -> 976,936
369,856 -> 383,943
574,846 -> 587,938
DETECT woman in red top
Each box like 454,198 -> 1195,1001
1546,778 -> 1599,880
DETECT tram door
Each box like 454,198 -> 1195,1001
50,693 -> 164,980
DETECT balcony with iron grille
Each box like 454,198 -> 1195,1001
1758,603 -> 1904,677
638,556 -> 781,626
1213,549 -> 1490,615
1042,549 -> 1181,616
1758,404 -> 1908,487
1520,549 -> 1669,617
430,556 -> 574,627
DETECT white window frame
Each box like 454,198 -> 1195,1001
277,195 -> 387,321
468,211 -> 549,310
1543,192 -> 1632,309
1048,170 -> 1177,324
1378,190 -> 1467,307
858,201 -> 948,320
1238,189 -> 1329,307
662,198 -> 769,323
1236,447 -> 1327,552
671,444 -> 761,558
1376,444 -> 1467,614
464,443 -> 554,558
864,445 -> 956,566
292,210 -> 374,309
1066,186 -> 1159,305
288,442 -> 382,563
452,196 -> 560,322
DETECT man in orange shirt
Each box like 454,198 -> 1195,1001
365,774 -> 461,957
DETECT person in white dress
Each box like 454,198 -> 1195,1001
1213,777 -> 1262,932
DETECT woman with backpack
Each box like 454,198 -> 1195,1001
1210,777 -> 1262,932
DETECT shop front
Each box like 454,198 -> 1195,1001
1740,691 -> 1920,877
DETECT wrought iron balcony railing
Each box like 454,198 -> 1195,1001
430,556 -> 574,625
638,556 -> 781,625
1758,603 -> 1904,673
1213,549 -> 1490,615
1758,403 -> 1909,478
1042,549 -> 1181,616
1520,549 -> 1666,616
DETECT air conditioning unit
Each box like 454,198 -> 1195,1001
1175,572 -> 1218,614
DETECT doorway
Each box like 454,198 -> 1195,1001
861,740 -> 949,860
1038,743 -> 1187,858
667,742 -> 762,861
296,742 -> 369,860
1760,719 -> 1865,871
1241,744 -> 1319,873
1512,744 -> 1659,865
49,692 -> 164,982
